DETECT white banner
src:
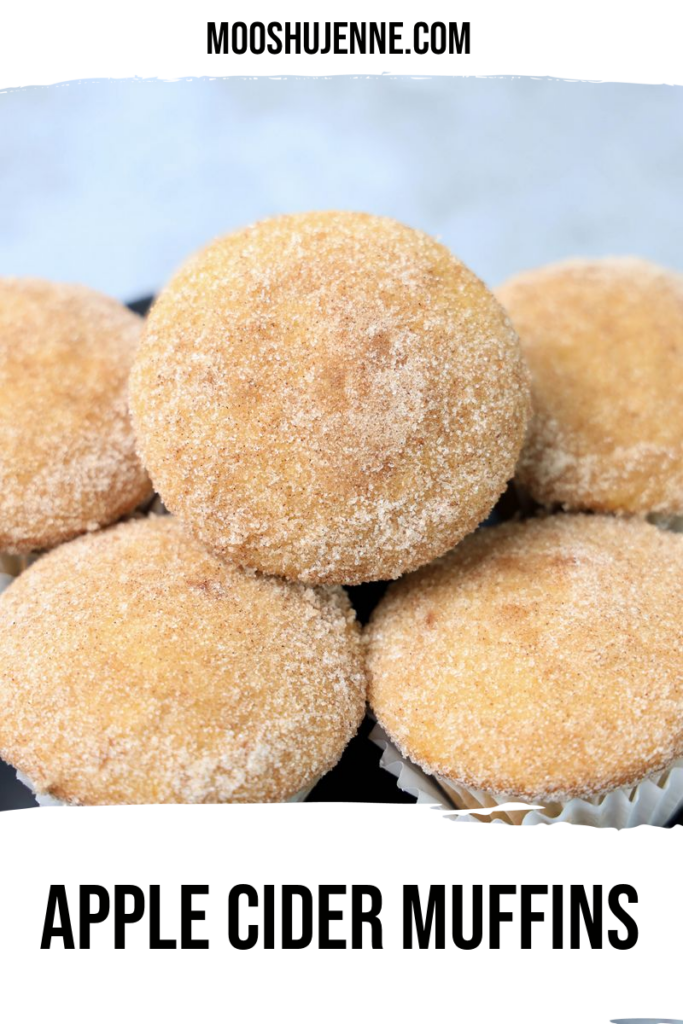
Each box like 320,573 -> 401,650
0,0 -> 682,88
0,804 -> 681,1022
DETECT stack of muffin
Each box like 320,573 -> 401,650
0,213 -> 682,824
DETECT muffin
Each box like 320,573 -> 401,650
131,212 -> 530,584
497,258 -> 683,518
0,278 -> 151,562
368,514 -> 683,825
0,516 -> 366,804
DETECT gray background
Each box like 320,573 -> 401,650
1,76 -> 682,302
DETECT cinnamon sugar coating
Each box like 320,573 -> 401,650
368,515 -> 683,801
0,278 -> 152,553
131,212 -> 530,584
0,517 -> 366,804
497,258 -> 683,515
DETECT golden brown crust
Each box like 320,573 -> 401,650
497,257 -> 683,515
0,278 -> 152,553
367,514 -> 683,801
131,212 -> 530,584
0,517 -> 366,804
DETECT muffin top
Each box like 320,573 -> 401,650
368,514 -> 683,801
497,257 -> 683,516
131,212 -> 530,585
0,278 -> 151,553
0,516 -> 366,804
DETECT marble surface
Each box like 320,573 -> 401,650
1,76 -> 682,301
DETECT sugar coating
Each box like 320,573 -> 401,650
497,257 -> 683,516
0,516 -> 366,804
131,212 -> 530,585
367,514 -> 683,801
0,278 -> 152,553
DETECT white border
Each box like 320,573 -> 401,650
1,0 -> 683,88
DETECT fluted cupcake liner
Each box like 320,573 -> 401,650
371,723 -> 683,827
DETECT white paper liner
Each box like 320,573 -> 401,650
16,771 -> 67,807
370,723 -> 683,827
16,769 -> 316,806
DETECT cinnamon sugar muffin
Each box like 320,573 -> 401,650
0,278 -> 151,555
497,258 -> 683,517
0,516 -> 366,804
368,515 -> 683,821
131,212 -> 530,584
